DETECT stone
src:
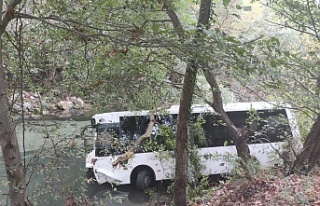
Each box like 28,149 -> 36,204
69,96 -> 84,108
42,110 -> 50,115
23,102 -> 34,112
57,101 -> 73,111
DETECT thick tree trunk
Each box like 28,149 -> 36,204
203,69 -> 251,162
0,1 -> 27,205
291,113 -> 320,173
174,61 -> 197,206
171,1 -> 212,205
0,41 -> 27,206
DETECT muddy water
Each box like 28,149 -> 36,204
0,119 -> 159,205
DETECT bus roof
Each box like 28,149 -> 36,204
91,102 -> 283,124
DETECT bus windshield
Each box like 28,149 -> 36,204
96,122 -> 120,136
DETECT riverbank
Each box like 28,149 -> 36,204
11,91 -> 94,120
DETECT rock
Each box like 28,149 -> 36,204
44,101 -> 56,111
42,110 -> 50,115
13,104 -> 22,112
23,102 -> 34,112
41,98 -> 55,111
69,96 -> 84,108
22,91 -> 30,98
30,114 -> 41,119
13,101 -> 33,112
57,101 -> 73,111
10,91 -> 90,118
31,92 -> 41,99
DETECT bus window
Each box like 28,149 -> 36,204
195,109 -> 292,148
199,112 -> 240,147
120,116 -> 150,140
249,109 -> 292,143
119,114 -> 178,152
96,123 -> 120,136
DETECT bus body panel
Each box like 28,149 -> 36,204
93,142 -> 286,186
94,152 -> 169,185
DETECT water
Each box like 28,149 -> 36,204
0,119 -> 157,205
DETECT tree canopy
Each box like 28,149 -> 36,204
1,0 -> 320,205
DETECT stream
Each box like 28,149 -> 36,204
0,117 -> 163,205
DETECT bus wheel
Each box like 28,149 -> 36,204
136,170 -> 153,191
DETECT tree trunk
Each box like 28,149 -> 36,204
0,0 -> 27,205
174,60 -> 197,206
291,113 -> 320,173
203,69 -> 251,162
171,1 -> 212,205
0,38 -> 27,206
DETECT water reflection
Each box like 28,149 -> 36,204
87,183 -> 151,206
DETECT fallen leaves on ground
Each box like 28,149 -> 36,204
189,169 -> 320,206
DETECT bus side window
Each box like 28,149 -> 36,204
120,116 -> 137,140
199,111 -> 249,147
137,116 -> 150,136
257,110 -> 291,142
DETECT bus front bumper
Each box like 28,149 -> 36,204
93,168 -> 123,185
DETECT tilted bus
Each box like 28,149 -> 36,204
85,102 -> 300,190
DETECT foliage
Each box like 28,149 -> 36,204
4,0 -> 182,114
187,119 -> 209,199
228,156 -> 261,181
3,0 -> 320,204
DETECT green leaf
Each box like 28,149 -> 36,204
270,36 -> 280,46
270,60 -> 277,67
284,51 -> 291,57
231,13 -> 241,19
151,23 -> 161,33
223,0 -> 231,7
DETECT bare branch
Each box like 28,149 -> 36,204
263,2 -> 319,39
159,0 -> 184,38
266,20 -> 317,37
306,0 -> 320,41
17,12 -> 184,49
0,0 -> 22,37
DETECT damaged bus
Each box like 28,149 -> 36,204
85,102 -> 300,190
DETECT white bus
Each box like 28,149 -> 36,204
85,102 -> 300,190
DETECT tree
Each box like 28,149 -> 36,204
1,0 -> 189,203
1,0 -> 185,204
103,1 -> 212,203
203,69 -> 251,163
162,0 -> 264,203
0,1 -> 28,205
1,0 -> 296,204
160,1 -> 212,204
262,0 -> 320,173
